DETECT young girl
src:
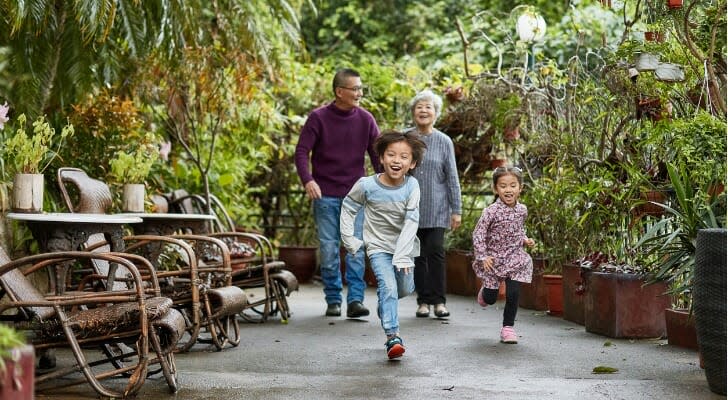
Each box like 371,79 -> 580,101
340,130 -> 427,359
472,166 -> 535,344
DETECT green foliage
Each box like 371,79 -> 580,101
521,169 -> 581,272
5,114 -> 74,174
636,163 -> 726,308
493,93 -> 523,133
0,0 -> 311,118
644,112 -> 727,189
592,365 -> 619,374
0,324 -> 26,373
444,204 -> 483,252
108,135 -> 159,183
65,93 -> 148,181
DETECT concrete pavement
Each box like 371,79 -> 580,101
37,282 -> 720,399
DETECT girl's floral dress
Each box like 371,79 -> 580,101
472,198 -> 533,289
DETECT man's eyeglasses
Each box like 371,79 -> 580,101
494,166 -> 523,173
339,85 -> 366,93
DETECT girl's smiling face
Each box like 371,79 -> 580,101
494,173 -> 522,207
379,141 -> 416,187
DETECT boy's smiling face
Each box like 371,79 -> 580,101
379,141 -> 416,187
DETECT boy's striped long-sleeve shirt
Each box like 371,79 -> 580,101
340,174 -> 421,269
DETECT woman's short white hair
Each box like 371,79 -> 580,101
409,89 -> 443,121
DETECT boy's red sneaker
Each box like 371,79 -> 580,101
385,336 -> 405,359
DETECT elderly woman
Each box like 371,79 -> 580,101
406,89 -> 462,318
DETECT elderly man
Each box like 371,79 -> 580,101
295,68 -> 381,318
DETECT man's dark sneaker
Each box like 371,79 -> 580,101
325,303 -> 341,317
346,301 -> 370,318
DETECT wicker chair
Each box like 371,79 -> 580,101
165,190 -> 298,323
57,167 -> 246,350
0,248 -> 184,398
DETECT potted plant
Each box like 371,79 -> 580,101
521,171 -> 587,315
275,186 -> 319,284
0,324 -> 34,400
492,93 -> 524,142
108,134 -> 159,212
4,113 -> 74,213
637,163 -> 726,339
444,209 -> 481,296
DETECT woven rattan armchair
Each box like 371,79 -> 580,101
165,190 -> 298,323
58,167 -> 246,350
0,248 -> 184,398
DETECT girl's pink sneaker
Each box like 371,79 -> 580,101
500,326 -> 518,344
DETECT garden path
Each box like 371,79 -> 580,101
38,283 -> 718,400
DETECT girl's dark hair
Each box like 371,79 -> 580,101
491,166 -> 524,203
492,166 -> 524,187
374,130 -> 427,173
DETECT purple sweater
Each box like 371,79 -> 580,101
295,102 -> 381,197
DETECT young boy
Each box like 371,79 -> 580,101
340,130 -> 427,359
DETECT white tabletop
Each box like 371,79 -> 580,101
7,212 -> 143,224
119,213 -> 216,221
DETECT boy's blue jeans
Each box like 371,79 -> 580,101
369,252 -> 415,336
313,196 -> 366,305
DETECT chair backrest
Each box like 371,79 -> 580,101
166,190 -> 235,233
0,247 -> 55,320
56,167 -> 127,290
57,167 -> 113,214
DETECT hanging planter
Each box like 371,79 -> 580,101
633,190 -> 668,218
655,62 -> 685,82
634,52 -> 660,72
667,0 -> 683,8
636,97 -> 668,121
504,126 -> 520,141
644,31 -> 665,42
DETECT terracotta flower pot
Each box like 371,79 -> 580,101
667,0 -> 682,8
665,308 -> 698,350
489,158 -> 508,169
584,271 -> 670,338
339,247 -> 377,287
543,274 -> 563,316
519,257 -> 549,311
278,245 -> 317,284
445,249 -> 475,296
562,263 -> 588,325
